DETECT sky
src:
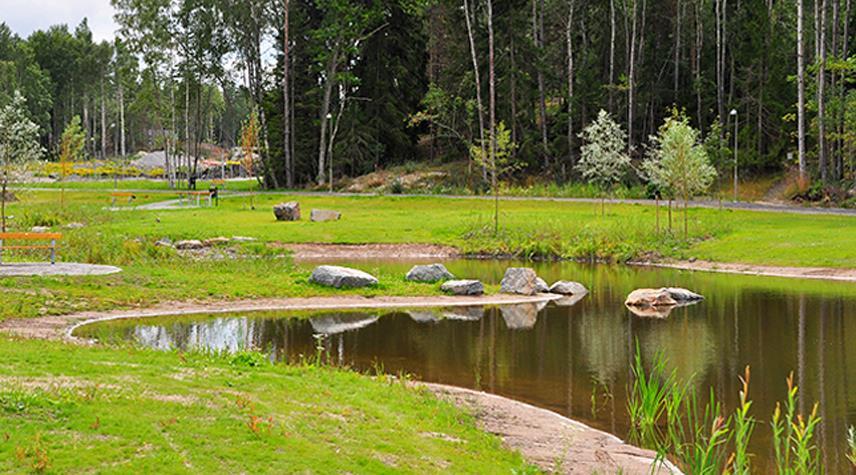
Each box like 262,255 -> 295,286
2,0 -> 119,41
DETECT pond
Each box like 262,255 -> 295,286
74,259 -> 856,472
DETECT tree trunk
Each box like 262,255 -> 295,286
119,84 -> 126,158
627,0 -> 638,152
533,0 -> 549,169
1,173 -> 7,233
839,0 -> 850,181
674,0 -> 682,101
566,0 -> 575,169
797,0 -> 807,180
609,0 -> 616,113
463,0 -> 487,181
100,77 -> 107,159
695,0 -> 703,130
510,34 -> 518,159
185,76 -> 191,186
317,46 -> 340,185
487,0 -> 498,233
817,0 -> 828,183
283,0 -> 293,188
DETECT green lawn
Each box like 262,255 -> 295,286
2,190 -> 853,321
0,337 -> 532,474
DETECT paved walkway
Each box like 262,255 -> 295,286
17,186 -> 856,217
0,262 -> 122,277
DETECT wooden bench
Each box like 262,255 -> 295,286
176,191 -> 213,207
0,232 -> 62,265
110,192 -> 136,206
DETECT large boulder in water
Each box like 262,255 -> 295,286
273,201 -> 301,221
440,279 -> 484,296
405,263 -> 455,283
625,287 -> 703,307
534,277 -> 549,293
310,265 -> 378,288
500,267 -> 539,295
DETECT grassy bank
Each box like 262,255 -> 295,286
1,190 -> 854,319
0,337 -> 532,473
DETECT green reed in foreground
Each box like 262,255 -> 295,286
628,347 -> 823,474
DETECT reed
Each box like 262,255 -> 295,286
770,372 -> 823,474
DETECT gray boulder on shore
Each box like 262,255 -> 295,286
440,279 -> 484,296
310,265 -> 378,288
500,267 -> 539,295
405,263 -> 455,283
273,201 -> 301,221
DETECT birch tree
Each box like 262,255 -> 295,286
797,0 -> 807,180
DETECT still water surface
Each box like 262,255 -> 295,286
75,260 -> 856,472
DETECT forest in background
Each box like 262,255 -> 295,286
0,0 -> 853,193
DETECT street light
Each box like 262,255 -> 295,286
326,113 -> 333,193
730,108 -> 738,202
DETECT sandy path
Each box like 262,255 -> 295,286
635,259 -> 856,282
0,294 -> 559,340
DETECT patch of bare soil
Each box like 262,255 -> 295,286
0,294 -> 557,340
422,383 -> 681,474
635,259 -> 856,282
277,243 -> 460,260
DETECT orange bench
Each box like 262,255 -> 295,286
110,192 -> 136,206
0,232 -> 62,265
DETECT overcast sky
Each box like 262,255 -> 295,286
3,0 -> 118,41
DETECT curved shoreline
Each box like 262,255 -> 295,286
0,293 -> 683,474
0,294 -> 560,341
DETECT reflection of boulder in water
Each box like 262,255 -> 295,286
309,313 -> 379,335
409,310 -> 442,323
552,293 -> 587,307
625,300 -> 701,318
442,305 -> 484,321
500,302 -> 546,330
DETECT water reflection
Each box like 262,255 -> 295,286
76,260 -> 856,472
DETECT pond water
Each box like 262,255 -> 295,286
74,259 -> 856,472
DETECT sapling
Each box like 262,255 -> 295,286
0,91 -> 43,231
577,110 -> 630,216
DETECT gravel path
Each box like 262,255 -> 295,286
18,186 -> 856,217
0,262 -> 122,277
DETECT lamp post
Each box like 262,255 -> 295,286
326,113 -> 333,193
730,108 -> 738,202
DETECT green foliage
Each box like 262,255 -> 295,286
576,110 -> 630,192
643,112 -> 717,202
0,91 -> 43,166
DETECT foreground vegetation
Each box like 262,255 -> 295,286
0,337 -> 532,473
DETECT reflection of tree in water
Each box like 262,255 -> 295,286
578,310 -> 627,386
637,308 -> 714,384
133,317 -> 257,353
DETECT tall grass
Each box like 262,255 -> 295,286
628,349 -> 822,474
771,373 -> 823,473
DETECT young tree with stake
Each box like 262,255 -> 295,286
0,92 -> 43,232
643,112 -> 717,238
577,110 -> 630,215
